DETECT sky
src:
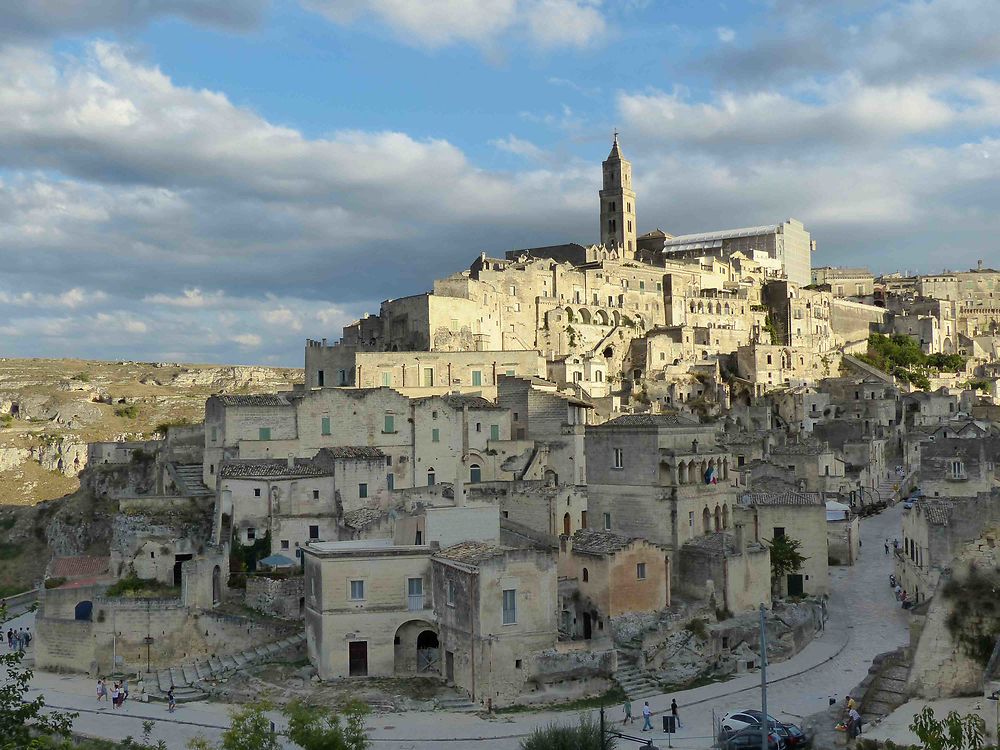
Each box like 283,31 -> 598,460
1,0 -> 999,366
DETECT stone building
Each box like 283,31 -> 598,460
432,540 -> 558,708
811,267 -> 875,298
739,489 -> 829,597
676,525 -> 771,612
558,528 -> 669,627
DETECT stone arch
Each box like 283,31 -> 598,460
724,302 -> 731,314
427,467 -> 436,485
702,507 -> 711,534
612,310 -> 622,325
603,345 -> 614,359
579,308 -> 592,324
544,469 -> 558,487
722,504 -> 730,529
714,504 -> 722,531
582,568 -> 589,582
394,620 -> 439,675
678,461 -> 689,484
596,309 -> 610,325
469,463 -> 482,484
690,301 -> 696,313
563,513 -> 571,536
697,301 -> 704,313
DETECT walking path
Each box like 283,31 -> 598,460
19,504 -> 910,749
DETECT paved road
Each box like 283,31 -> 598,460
19,505 -> 909,749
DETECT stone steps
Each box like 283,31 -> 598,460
614,654 -> 661,701
438,697 -> 478,712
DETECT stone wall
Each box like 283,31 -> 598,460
246,575 -> 304,619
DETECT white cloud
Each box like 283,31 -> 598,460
715,26 -> 735,43
490,135 -> 546,161
0,1 -> 267,40
231,333 -> 262,349
302,0 -> 606,52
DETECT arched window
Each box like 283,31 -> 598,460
595,371 -> 603,382
563,513 -> 571,536
469,464 -> 481,483
582,568 -> 589,582
427,467 -> 435,485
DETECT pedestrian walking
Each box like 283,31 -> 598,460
23,629 -> 30,648
623,698 -> 633,725
642,701 -> 653,731
671,698 -> 682,728
884,539 -> 889,555
111,683 -> 121,709
5,628 -> 11,649
96,679 -> 105,702
167,688 -> 176,713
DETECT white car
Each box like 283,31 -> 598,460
720,710 -> 781,735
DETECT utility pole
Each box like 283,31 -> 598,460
760,602 -> 769,750
601,704 -> 607,750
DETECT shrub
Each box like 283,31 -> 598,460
685,618 -> 709,639
44,578 -> 67,590
0,414 -> 12,428
71,372 -> 91,382
115,405 -> 140,419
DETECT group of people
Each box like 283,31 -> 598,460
5,626 -> 30,651
96,678 -> 130,709
622,698 -> 682,733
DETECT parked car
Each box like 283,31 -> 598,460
719,728 -> 785,750
720,709 -> 780,734
773,722 -> 811,748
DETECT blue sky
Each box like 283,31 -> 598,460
1,0 -> 999,365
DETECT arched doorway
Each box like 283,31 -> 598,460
714,505 -> 722,531
469,464 -> 481,483
74,600 -> 93,621
702,507 -> 711,534
212,565 -> 222,606
416,630 -> 439,674
582,612 -> 592,639
394,620 -> 438,675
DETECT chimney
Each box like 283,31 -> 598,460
735,522 -> 746,554
287,453 -> 295,470
978,259 -> 984,271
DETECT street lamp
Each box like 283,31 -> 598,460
987,690 -> 999,744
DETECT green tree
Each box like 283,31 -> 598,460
284,699 -> 370,750
189,704 -> 280,750
0,604 -> 76,750
765,536 -> 807,593
519,715 -> 615,750
910,706 -> 986,750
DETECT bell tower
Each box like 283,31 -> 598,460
599,132 -> 636,257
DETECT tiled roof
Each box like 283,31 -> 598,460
48,556 -> 111,579
220,459 -> 330,478
770,441 -> 829,455
417,394 -> 504,411
215,394 -> 290,407
921,501 -> 952,526
571,528 -> 636,556
683,532 -> 737,555
435,540 -> 509,566
343,507 -> 385,529
316,446 -> 386,460
742,491 -> 824,507
602,413 -> 702,428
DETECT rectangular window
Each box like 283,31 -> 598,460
502,589 -> 517,625
321,416 -> 331,436
423,367 -> 434,386
338,369 -> 347,385
383,415 -> 395,433
506,369 -> 515,377
317,369 -> 325,387
613,448 -> 624,469
312,489 -> 320,500
603,512 -> 611,530
636,562 -> 647,580
210,426 -> 218,442
472,370 -> 482,387
490,424 -> 500,441
258,427 -> 271,441
407,577 -> 423,611
447,579 -> 456,607
475,422 -> 481,433
639,281 -> 645,291
349,580 -> 365,600
773,527 -> 786,539
432,428 -> 440,443
381,372 -> 391,387
309,525 -> 319,540
246,527 -> 256,541
387,474 -> 394,490
253,488 -> 261,497
688,511 -> 694,528
358,483 -> 368,498
281,539 -> 289,550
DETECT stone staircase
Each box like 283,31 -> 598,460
437,696 -> 478,712
614,651 -> 661,701
859,648 -> 912,723
147,632 -> 306,702
168,462 -> 213,497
